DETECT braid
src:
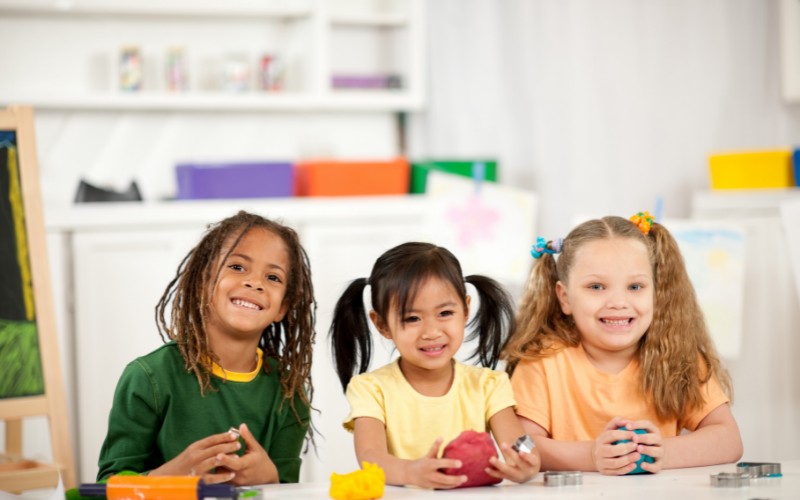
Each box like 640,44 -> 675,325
155,211 -> 316,427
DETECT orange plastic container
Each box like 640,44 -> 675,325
295,158 -> 409,196
106,476 -> 200,500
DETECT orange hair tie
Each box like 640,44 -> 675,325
630,211 -> 655,235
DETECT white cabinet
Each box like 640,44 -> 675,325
692,190 -> 800,462
72,228 -> 202,480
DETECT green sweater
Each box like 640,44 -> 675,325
97,342 -> 309,483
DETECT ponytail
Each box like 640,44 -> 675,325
639,223 -> 733,419
329,278 -> 371,392
463,275 -> 516,369
502,252 -> 577,375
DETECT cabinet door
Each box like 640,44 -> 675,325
72,228 -> 201,482
298,219 -> 428,482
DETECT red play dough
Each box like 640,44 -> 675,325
439,430 -> 502,488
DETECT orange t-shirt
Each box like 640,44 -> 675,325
510,343 -> 729,441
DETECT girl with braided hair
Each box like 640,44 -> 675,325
98,211 -> 315,485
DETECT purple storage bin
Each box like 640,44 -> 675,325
331,74 -> 402,89
176,162 -> 294,200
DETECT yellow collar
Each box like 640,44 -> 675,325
211,347 -> 263,382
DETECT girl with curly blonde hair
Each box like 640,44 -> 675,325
503,214 -> 742,475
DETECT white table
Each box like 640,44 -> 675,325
252,461 -> 800,499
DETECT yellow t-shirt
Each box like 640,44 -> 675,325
510,343 -> 730,441
343,358 -> 517,460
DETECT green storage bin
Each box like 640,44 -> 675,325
410,160 -> 498,193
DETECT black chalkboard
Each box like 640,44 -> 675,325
0,106 -> 75,490
0,130 -> 44,399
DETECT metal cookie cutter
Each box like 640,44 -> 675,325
710,472 -> 749,488
736,462 -> 782,478
544,471 -> 582,487
229,427 -> 247,456
511,434 -> 536,454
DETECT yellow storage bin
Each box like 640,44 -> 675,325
709,151 -> 794,189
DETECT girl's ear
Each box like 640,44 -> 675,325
555,281 -> 572,315
368,310 -> 392,340
464,295 -> 471,319
275,300 -> 290,323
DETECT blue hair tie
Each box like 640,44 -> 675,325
531,237 -> 563,259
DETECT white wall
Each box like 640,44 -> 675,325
409,0 -> 800,237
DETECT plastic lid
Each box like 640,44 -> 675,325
198,482 -> 236,499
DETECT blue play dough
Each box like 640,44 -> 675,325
612,428 -> 654,475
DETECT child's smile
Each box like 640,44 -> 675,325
420,343 -> 448,357
599,316 -> 634,329
231,297 -> 264,311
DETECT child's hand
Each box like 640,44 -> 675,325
626,420 -> 665,473
405,438 -> 467,489
213,423 -> 279,485
591,416 -> 642,476
149,430 -> 241,483
485,442 -> 541,484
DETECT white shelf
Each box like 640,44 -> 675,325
692,188 -> 800,219
44,196 -> 428,232
0,0 -> 426,112
330,13 -> 408,28
0,2 -> 312,20
0,91 -> 423,112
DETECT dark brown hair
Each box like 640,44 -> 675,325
329,242 -> 515,391
156,211 -> 315,422
503,216 -> 732,421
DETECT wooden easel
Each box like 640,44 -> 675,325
0,106 -> 76,492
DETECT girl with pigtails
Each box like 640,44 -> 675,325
330,242 -> 541,489
503,213 -> 743,475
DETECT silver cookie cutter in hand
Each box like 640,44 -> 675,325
511,434 -> 536,454
544,471 -> 582,487
710,472 -> 749,488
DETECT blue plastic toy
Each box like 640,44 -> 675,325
612,428 -> 654,475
